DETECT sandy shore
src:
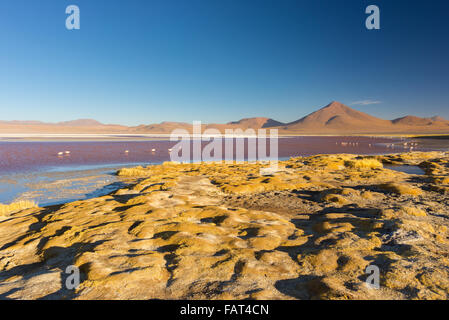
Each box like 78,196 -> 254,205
0,152 -> 448,299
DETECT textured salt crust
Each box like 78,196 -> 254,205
0,152 -> 448,300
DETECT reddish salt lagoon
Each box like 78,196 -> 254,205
0,136 -> 447,206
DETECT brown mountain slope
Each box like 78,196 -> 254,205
0,119 -> 129,134
283,101 -> 392,132
392,115 -> 449,126
393,116 -> 433,126
280,102 -> 449,134
1,102 -> 448,135
133,118 -> 285,134
133,122 -> 193,134
227,117 -> 285,128
431,116 -> 447,122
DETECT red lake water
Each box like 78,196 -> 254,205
0,136 -> 446,205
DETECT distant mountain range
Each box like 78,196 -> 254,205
278,101 -> 449,134
1,101 -> 448,135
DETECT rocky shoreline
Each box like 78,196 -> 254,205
0,152 -> 448,299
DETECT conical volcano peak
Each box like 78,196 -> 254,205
286,100 -> 390,129
322,101 -> 351,111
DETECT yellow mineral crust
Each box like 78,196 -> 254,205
0,152 -> 448,300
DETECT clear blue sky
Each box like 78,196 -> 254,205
0,0 -> 448,125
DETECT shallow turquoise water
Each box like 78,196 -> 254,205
384,165 -> 425,175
